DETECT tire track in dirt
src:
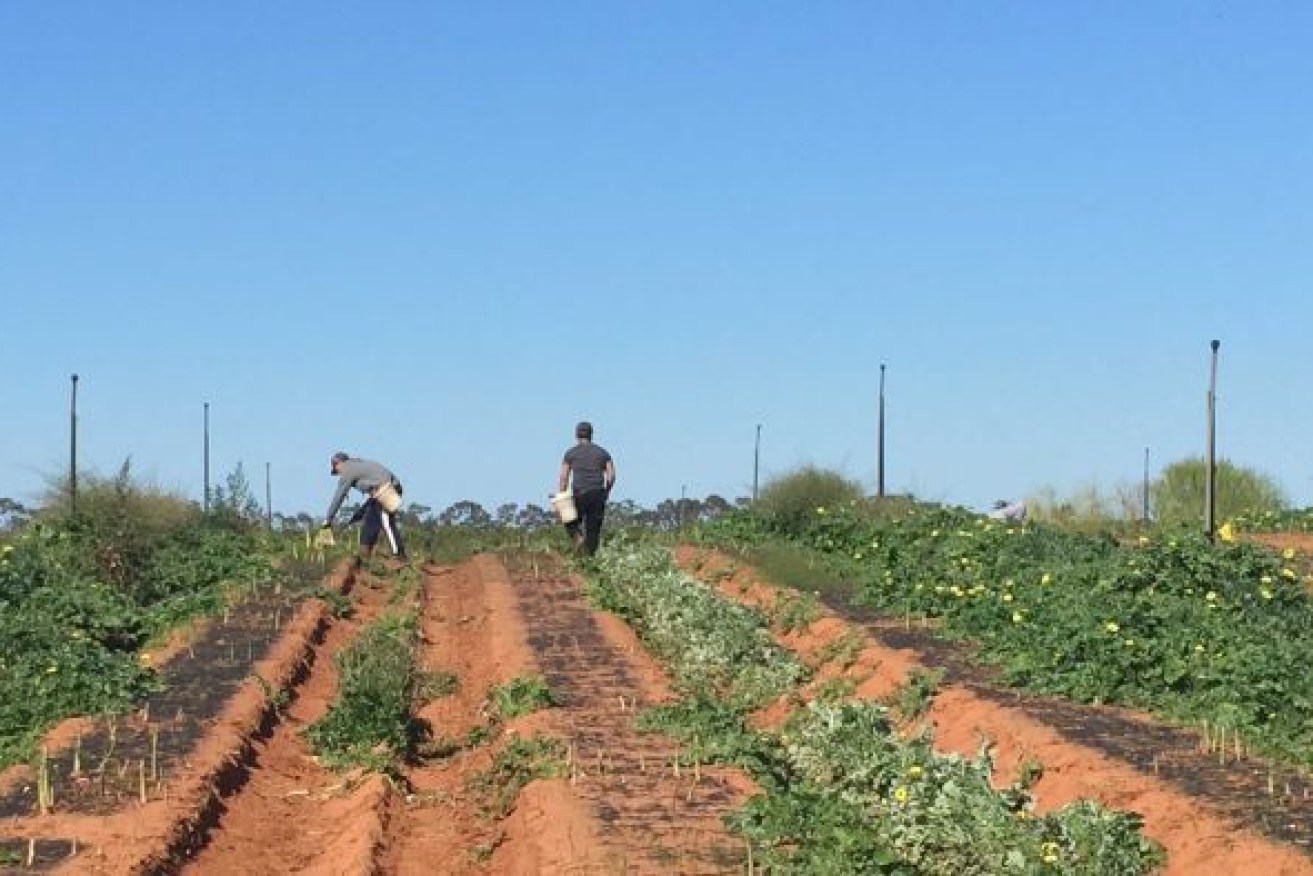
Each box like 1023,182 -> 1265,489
169,570 -> 398,876
506,556 -> 751,875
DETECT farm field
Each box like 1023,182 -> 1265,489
3,510 -> 1313,873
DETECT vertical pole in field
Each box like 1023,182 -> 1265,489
203,402 -> 211,513
680,484 -> 687,528
877,363 -> 887,498
1142,446 -> 1151,522
265,462 -> 273,530
753,424 -> 761,502
69,374 -> 79,518
1204,340 -> 1220,541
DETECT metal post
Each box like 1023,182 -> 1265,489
69,374 -> 79,517
203,403 -> 211,513
1142,446 -> 1150,522
877,363 -> 887,498
1204,340 -> 1220,541
753,424 -> 761,502
265,462 -> 273,530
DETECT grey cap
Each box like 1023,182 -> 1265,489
575,421 -> 593,440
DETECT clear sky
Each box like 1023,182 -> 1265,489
3,2 -> 1311,517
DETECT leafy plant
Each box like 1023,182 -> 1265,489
488,675 -> 555,719
306,612 -> 424,771
471,735 -> 567,817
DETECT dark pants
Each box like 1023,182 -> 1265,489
565,489 -> 608,555
361,499 -> 406,558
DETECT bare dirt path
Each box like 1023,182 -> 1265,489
677,546 -> 1313,876
378,555 -> 604,876
504,554 -> 752,875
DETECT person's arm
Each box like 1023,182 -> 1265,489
324,476 -> 353,525
557,462 -> 571,494
604,459 -> 616,493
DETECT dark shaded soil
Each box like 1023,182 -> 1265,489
819,593 -> 1313,855
0,838 -> 76,873
0,585 -> 316,820
505,555 -> 749,874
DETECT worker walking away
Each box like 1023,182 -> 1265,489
558,421 -> 615,556
322,451 -> 408,560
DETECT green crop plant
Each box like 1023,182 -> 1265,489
488,675 -> 555,719
306,611 -> 424,772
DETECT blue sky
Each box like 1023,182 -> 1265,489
3,2 -> 1310,517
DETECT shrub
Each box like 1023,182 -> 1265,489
1151,458 -> 1286,527
756,467 -> 864,530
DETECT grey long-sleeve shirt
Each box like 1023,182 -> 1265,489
325,458 -> 396,522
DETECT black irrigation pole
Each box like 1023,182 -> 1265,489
753,424 -> 762,502
69,374 -> 79,518
1204,340 -> 1220,541
1142,446 -> 1151,522
203,402 -> 211,513
877,363 -> 887,498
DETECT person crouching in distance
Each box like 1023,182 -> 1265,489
322,451 -> 408,560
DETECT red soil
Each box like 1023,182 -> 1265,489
676,545 -> 1313,876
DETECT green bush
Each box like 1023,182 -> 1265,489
1151,458 -> 1286,527
755,467 -> 865,531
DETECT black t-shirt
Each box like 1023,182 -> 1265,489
563,442 -> 612,494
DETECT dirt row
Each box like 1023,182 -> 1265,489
0,563 -> 359,874
675,545 -> 1313,876
4,552 -> 763,874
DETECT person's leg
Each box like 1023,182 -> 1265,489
581,490 -> 607,555
360,500 -> 382,558
380,508 -> 407,558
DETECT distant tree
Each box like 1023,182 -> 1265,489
400,503 -> 432,527
1151,457 -> 1286,527
515,503 -> 553,529
495,503 -> 519,527
208,462 -> 263,526
701,494 -> 734,520
439,500 -> 492,528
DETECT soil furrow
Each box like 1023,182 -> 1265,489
507,558 -> 750,875
172,574 -> 395,876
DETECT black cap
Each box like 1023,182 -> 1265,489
331,451 -> 349,473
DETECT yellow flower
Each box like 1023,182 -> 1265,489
1041,841 -> 1061,864
1194,643 -> 1205,653
1040,573 -> 1053,585
1012,611 -> 1025,624
1218,523 -> 1235,543
950,586 -> 964,598
1002,592 -> 1014,603
815,506 -> 827,515
1123,638 -> 1135,647
1261,575 -> 1274,584
1282,568 -> 1297,580
1205,591 -> 1218,602
1137,536 -> 1150,546
1104,621 -> 1120,633
892,786 -> 909,804
907,765 -> 923,778
1282,547 -> 1296,560
1261,588 -> 1274,600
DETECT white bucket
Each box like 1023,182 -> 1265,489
550,491 -> 578,524
372,481 -> 403,514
